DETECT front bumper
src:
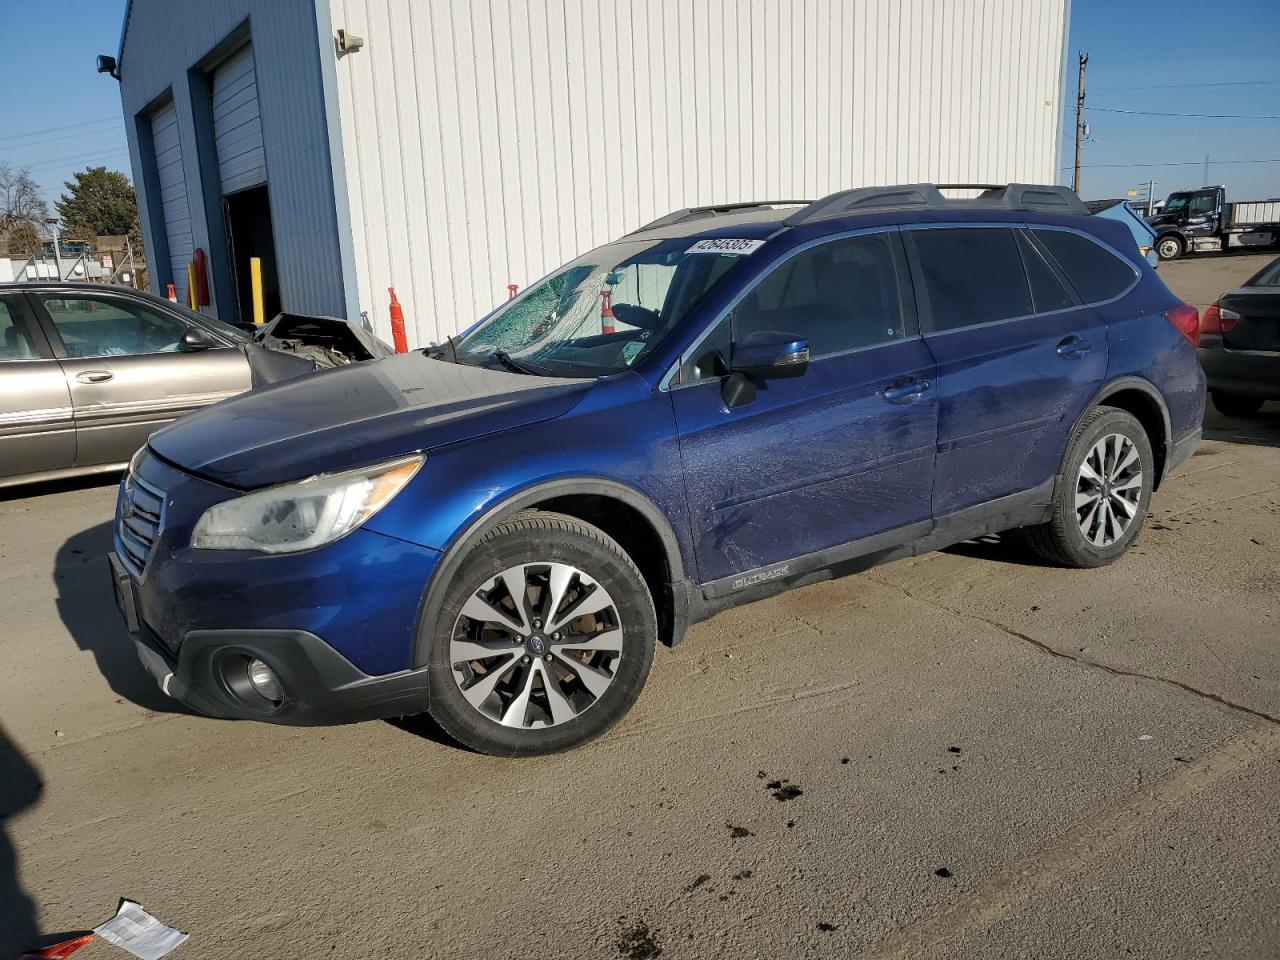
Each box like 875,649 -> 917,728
1198,343 -> 1280,399
110,551 -> 431,724
109,449 -> 443,724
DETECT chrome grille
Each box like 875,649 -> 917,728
117,470 -> 165,577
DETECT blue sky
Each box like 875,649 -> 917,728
0,0 -> 1278,216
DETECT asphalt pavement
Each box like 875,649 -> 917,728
1,252 -> 1278,960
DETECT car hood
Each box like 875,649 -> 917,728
148,353 -> 592,488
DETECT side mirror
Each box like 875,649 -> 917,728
731,331 -> 810,380
180,327 -> 216,352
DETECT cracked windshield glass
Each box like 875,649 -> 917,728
453,238 -> 745,376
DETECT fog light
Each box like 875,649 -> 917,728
246,659 -> 284,702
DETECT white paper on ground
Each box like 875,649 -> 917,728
94,901 -> 188,960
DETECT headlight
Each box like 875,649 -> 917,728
191,455 -> 423,554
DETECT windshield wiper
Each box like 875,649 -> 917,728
423,334 -> 460,363
492,350 -> 543,376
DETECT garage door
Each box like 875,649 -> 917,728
212,44 -> 266,195
150,102 -> 193,299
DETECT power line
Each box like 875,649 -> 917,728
1,124 -> 124,153
1089,80 -> 1280,92
1059,158 -> 1280,171
26,149 -> 131,173
1087,106 -> 1280,120
0,116 -> 119,145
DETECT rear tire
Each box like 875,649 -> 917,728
425,511 -> 656,756
1211,390 -> 1264,418
1024,407 -> 1154,568
1156,235 -> 1183,261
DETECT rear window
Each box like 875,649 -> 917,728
1248,258 -> 1280,287
909,228 -> 1032,332
1033,229 -> 1137,304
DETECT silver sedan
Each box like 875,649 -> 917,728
0,284 -> 380,489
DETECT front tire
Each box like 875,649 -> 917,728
1211,390 -> 1265,418
426,511 -> 656,756
1025,407 -> 1154,568
1156,235 -> 1184,261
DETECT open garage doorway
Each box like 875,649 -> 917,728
224,184 -> 280,326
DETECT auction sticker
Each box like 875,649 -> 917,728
685,238 -> 766,255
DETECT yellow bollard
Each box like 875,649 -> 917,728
250,257 -> 265,325
186,261 -> 198,310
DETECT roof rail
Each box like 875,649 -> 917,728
632,200 -> 811,234
784,182 -> 1088,225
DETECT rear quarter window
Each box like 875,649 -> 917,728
1032,229 -> 1138,305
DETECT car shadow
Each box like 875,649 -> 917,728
54,521 -> 190,716
383,713 -> 471,752
1202,401 -> 1280,450
0,472 -> 122,504
942,531 -> 1049,568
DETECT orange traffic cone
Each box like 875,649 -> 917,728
388,287 -> 408,353
600,290 -> 616,335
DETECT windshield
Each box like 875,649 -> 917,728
453,237 -> 747,376
1163,193 -> 1190,214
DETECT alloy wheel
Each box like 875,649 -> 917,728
449,562 -> 623,729
1075,432 -> 1143,547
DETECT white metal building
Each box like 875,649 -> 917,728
116,0 -> 1071,347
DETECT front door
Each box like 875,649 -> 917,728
671,229 -> 937,588
904,225 -> 1110,515
0,293 -> 74,481
32,292 -> 249,467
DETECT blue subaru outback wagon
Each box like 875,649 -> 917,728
109,183 -> 1205,755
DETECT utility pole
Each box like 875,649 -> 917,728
1203,154 -> 1210,186
1073,52 -> 1088,195
1146,179 -> 1156,217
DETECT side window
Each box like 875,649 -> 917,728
732,233 -> 908,359
0,299 -> 38,361
909,228 -> 1032,332
39,296 -> 191,359
1189,193 -> 1216,215
1016,232 -> 1075,313
1032,230 -> 1138,305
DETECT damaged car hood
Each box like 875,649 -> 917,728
147,353 -> 592,489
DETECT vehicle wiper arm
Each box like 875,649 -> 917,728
493,350 -> 542,376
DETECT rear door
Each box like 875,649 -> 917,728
905,224 -> 1109,516
31,291 -> 250,467
0,293 -> 75,481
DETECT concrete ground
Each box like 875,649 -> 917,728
2,252 -> 1279,960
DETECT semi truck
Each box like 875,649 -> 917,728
1146,186 -> 1280,261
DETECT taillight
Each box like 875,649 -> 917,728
1201,303 -> 1241,334
1164,303 -> 1200,346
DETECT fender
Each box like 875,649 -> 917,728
410,476 -> 687,667
1059,375 -> 1173,485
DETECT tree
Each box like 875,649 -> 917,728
0,161 -> 48,233
0,219 -> 41,259
56,166 -> 138,238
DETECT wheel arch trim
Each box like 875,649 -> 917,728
410,476 -> 686,668
1072,376 -> 1173,484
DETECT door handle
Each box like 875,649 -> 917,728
75,370 -> 114,384
881,379 -> 931,404
1056,335 -> 1091,360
